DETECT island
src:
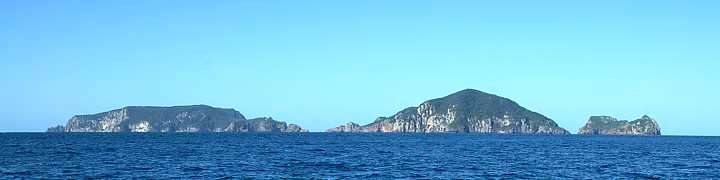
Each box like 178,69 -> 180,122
327,89 -> 570,134
578,115 -> 661,135
45,91 -> 665,136
47,105 -> 308,133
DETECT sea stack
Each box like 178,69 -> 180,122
578,115 -> 661,136
327,89 -> 570,134
47,105 -> 308,133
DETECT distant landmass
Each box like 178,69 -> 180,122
45,89 -> 663,136
327,89 -> 570,134
578,115 -> 661,136
47,105 -> 307,133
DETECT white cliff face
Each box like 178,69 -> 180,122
130,121 -> 150,132
420,103 -> 456,132
65,109 -> 129,132
327,89 -> 570,134
52,105 -> 308,133
578,115 -> 661,136
326,122 -> 364,132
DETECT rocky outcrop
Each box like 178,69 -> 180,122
48,105 -> 307,133
578,115 -> 661,135
327,89 -> 569,134
46,125 -> 65,133
326,122 -> 365,133
225,117 -> 309,133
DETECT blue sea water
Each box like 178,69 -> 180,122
1,133 -> 719,179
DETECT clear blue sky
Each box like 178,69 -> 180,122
1,1 -> 718,135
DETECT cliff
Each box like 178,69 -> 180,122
578,115 -> 661,135
326,122 -> 365,133
47,105 -> 307,133
327,89 -> 569,134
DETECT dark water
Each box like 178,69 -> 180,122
1,133 -> 719,179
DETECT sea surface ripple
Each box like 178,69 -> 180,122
1,133 -> 719,179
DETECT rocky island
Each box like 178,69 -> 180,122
578,115 -> 661,135
327,89 -> 570,134
47,105 -> 307,133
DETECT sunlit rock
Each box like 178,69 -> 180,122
578,115 -> 661,136
48,105 -> 307,133
327,89 -> 569,134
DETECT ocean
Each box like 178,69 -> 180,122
1,133 -> 718,179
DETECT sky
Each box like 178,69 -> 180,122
1,0 -> 718,135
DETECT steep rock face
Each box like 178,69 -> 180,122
226,117 -> 309,132
48,105 -> 307,133
326,122 -> 365,132
327,89 -> 569,134
578,115 -> 661,135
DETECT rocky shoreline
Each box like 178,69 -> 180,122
48,89 -> 661,135
327,89 -> 569,134
48,105 -> 307,133
578,115 -> 661,136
